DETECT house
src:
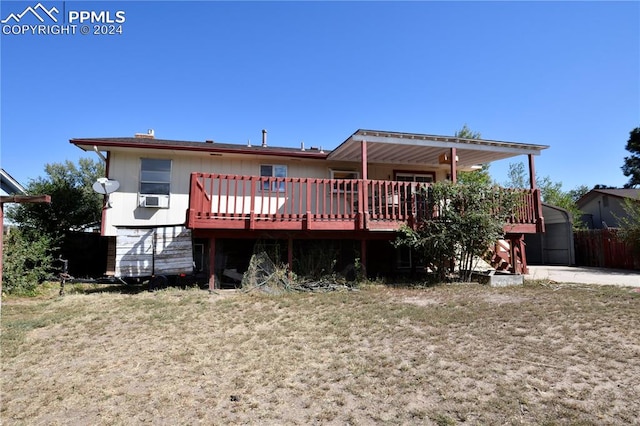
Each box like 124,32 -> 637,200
1,168 -> 26,196
1,168 -> 27,231
576,188 -> 640,229
70,129 -> 548,289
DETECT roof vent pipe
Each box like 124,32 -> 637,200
262,129 -> 267,147
247,139 -> 251,147
301,141 -> 305,151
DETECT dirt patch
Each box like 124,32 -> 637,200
402,295 -> 442,307
2,283 -> 639,424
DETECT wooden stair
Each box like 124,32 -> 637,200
487,234 -> 528,274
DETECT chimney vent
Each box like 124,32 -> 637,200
135,129 -> 155,139
301,141 -> 305,151
262,129 -> 267,147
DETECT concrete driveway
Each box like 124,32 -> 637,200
526,265 -> 640,287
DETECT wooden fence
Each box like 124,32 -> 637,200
574,229 -> 639,270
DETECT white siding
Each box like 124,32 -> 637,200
104,151 -> 334,234
104,149 -> 446,235
115,226 -> 193,278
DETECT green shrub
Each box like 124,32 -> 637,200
3,229 -> 53,296
618,197 -> 640,253
394,180 -> 517,282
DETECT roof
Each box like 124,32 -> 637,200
70,137 -> 329,160
577,188 -> 640,207
0,169 -> 26,195
71,129 -> 549,167
327,129 -> 549,166
542,202 -> 573,225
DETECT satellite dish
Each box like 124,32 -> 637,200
92,178 -> 120,195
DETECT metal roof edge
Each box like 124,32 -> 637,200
351,129 -> 550,151
0,168 -> 27,195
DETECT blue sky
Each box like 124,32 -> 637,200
1,1 -> 639,191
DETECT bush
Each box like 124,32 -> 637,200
618,197 -> 640,253
3,229 -> 53,296
394,180 -> 517,282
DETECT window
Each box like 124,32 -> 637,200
260,164 -> 287,192
395,172 -> 435,183
140,158 -> 171,195
331,170 -> 360,193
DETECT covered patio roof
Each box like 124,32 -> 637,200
328,129 -> 549,167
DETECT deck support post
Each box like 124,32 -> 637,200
208,237 -> 217,291
360,239 -> 367,279
508,234 -> 528,275
287,237 -> 293,279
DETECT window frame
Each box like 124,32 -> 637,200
139,158 -> 172,195
330,169 -> 360,193
260,164 -> 288,192
394,171 -> 435,183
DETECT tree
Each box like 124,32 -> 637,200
7,158 -> 104,245
622,127 -> 640,188
455,125 -> 493,185
618,196 -> 640,253
568,185 -> 590,203
455,124 -> 481,140
394,180 -> 517,282
504,161 -> 587,229
505,162 -> 528,188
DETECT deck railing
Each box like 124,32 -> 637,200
187,173 -> 543,232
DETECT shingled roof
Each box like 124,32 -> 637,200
577,188 -> 640,207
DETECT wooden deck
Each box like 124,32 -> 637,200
186,173 -> 544,234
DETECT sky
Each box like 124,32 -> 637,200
1,0 -> 639,192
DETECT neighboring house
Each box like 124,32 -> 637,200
1,168 -> 27,231
576,188 -> 640,229
70,129 -> 548,289
525,203 -> 575,266
1,169 -> 26,196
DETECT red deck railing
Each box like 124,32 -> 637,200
187,173 -> 543,233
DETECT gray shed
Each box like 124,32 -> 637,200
525,203 -> 575,266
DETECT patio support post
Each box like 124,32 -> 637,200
528,154 -> 537,189
450,147 -> 457,183
360,139 -> 369,230
208,237 -> 216,291
529,153 -> 545,232
361,139 -> 368,180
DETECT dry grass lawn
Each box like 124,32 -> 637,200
2,281 -> 640,425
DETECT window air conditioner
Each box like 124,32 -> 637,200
139,194 -> 170,208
